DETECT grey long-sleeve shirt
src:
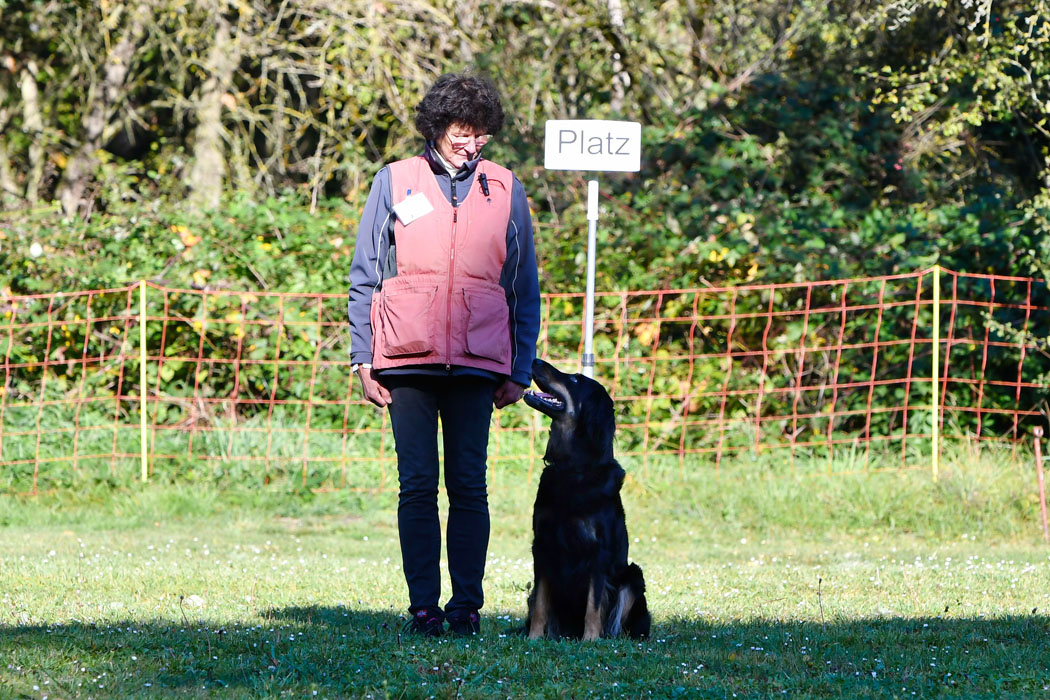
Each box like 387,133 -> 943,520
347,144 -> 541,387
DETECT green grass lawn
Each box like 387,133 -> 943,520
2,450 -> 1050,699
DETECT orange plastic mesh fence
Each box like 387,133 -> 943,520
2,268 -> 1047,493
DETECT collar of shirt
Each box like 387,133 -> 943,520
423,141 -> 481,181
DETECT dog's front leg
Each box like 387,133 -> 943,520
583,580 -> 602,640
528,578 -> 550,639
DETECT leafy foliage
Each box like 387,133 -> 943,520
1,0 -> 1048,449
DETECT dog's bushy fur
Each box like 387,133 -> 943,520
522,359 -> 650,640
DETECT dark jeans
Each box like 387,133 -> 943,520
385,374 -> 496,617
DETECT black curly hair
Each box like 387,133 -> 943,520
414,72 -> 505,142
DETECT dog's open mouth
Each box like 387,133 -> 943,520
523,390 -> 565,413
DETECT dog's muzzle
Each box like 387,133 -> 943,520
523,390 -> 565,412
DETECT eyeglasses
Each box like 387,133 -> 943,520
446,131 -> 491,149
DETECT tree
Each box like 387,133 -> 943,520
187,8 -> 240,210
56,2 -> 151,216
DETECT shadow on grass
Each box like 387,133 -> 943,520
3,606 -> 1050,698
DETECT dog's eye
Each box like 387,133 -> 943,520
570,376 -> 579,383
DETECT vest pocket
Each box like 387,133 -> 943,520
463,288 -> 510,363
378,285 -> 438,358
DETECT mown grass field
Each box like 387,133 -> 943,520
2,447 -> 1050,699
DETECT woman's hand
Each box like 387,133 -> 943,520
494,379 -> 527,409
356,367 -> 392,407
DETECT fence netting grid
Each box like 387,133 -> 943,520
2,268 -> 1047,493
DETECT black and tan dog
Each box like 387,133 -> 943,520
522,358 -> 650,640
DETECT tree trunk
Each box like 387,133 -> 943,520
0,85 -> 19,210
606,0 -> 628,114
188,16 -> 240,211
19,61 -> 44,204
0,134 -> 17,210
56,6 -> 147,217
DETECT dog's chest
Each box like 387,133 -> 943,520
533,510 -> 606,557
535,463 -> 623,503
533,464 -> 625,546
533,495 -> 617,547
574,517 -> 598,542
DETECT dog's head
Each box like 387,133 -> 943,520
523,358 -> 616,465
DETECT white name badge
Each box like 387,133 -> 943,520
393,192 -> 434,225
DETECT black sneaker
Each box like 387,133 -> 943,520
447,610 -> 480,636
404,608 -> 444,637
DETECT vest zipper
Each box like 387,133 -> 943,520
445,178 -> 459,370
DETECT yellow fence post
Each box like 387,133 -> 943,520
139,280 -> 148,482
932,265 -> 940,480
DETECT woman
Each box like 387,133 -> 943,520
347,72 -> 540,637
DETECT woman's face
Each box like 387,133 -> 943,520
436,122 -> 491,169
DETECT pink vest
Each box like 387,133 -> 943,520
370,156 -> 515,374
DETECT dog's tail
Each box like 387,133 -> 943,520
606,563 -> 649,639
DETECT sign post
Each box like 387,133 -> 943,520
544,119 -> 641,377
584,181 -> 599,376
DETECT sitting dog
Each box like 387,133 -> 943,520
522,358 -> 650,640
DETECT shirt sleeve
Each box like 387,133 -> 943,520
347,167 -> 394,365
500,175 -> 541,386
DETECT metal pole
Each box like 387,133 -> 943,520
932,265 -> 940,480
583,180 -> 599,378
1035,426 -> 1049,543
139,280 -> 148,482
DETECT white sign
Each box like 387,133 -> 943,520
544,119 -> 641,172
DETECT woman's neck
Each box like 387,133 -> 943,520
431,147 -> 460,176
